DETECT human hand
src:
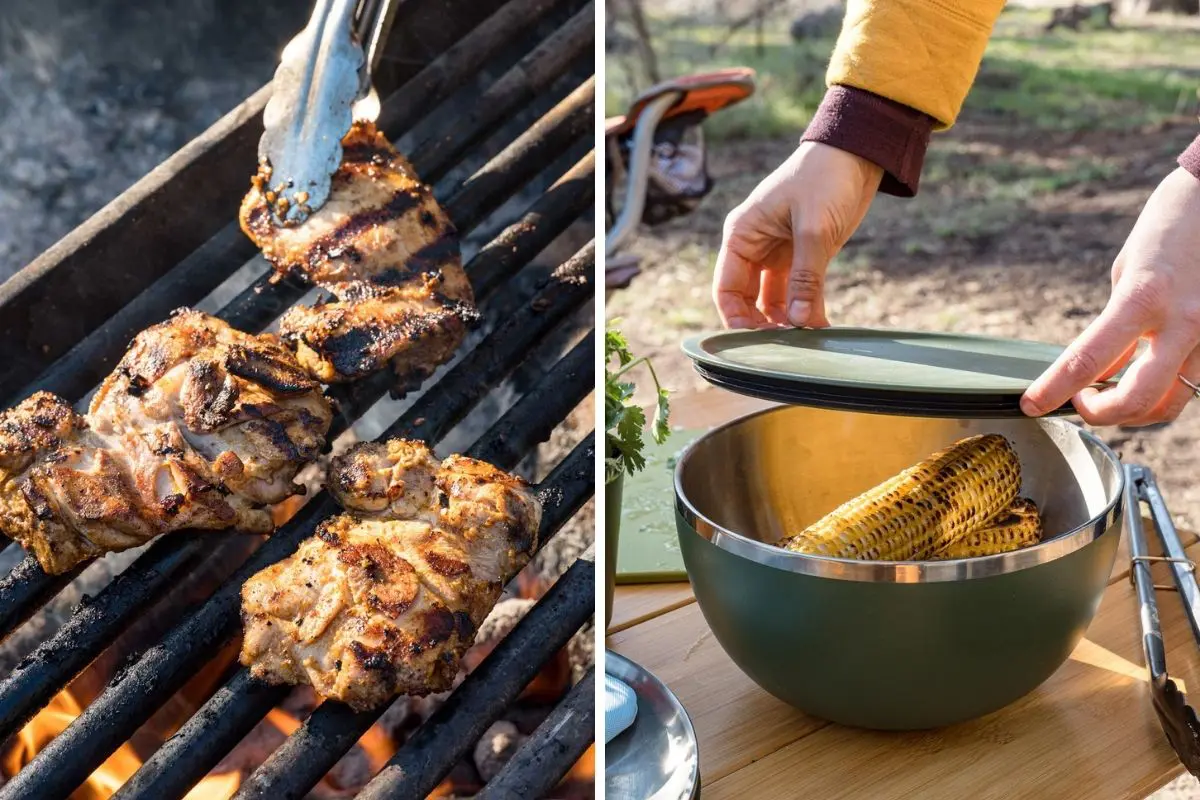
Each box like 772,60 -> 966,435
1022,167 -> 1200,427
712,142 -> 883,328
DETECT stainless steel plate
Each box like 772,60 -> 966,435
605,651 -> 700,800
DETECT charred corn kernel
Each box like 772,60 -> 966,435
779,433 -> 1021,561
930,498 -> 1042,560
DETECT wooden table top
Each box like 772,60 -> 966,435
606,388 -> 1200,800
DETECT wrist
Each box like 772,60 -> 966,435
1179,134 -> 1200,183
801,86 -> 935,197
797,140 -> 884,190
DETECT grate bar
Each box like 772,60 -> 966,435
0,560 -> 82,647
112,669 -> 284,800
471,151 -> 593,299
389,243 -> 592,448
409,2 -> 594,184
11,225 -> 257,406
376,0 -> 573,137
114,391 -> 594,800
445,75 -> 594,234
357,545 -> 595,800
0,241 -> 593,800
0,533 -> 226,741
228,440 -> 594,800
476,666 -> 596,800
466,331 -> 593,468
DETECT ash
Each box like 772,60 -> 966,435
0,0 -> 306,281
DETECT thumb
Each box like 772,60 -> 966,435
787,231 -> 831,328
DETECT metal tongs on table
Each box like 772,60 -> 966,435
1126,464 -> 1200,775
258,0 -> 401,225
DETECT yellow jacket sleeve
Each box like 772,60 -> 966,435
826,0 -> 1007,130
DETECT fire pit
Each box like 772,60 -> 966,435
0,0 -> 596,796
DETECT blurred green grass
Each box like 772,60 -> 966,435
605,7 -> 1198,140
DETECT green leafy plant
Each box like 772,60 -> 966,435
605,322 -> 670,483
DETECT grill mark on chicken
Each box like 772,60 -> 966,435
348,641 -> 394,673
286,302 -> 473,382
239,121 -> 477,386
245,203 -> 274,242
225,345 -> 318,394
182,360 -> 240,432
0,310 -> 333,574
423,549 -> 471,577
20,482 -> 56,521
304,190 -> 427,272
0,393 -> 80,475
239,439 -> 541,711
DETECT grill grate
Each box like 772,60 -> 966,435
477,665 -> 597,800
0,0 -> 596,797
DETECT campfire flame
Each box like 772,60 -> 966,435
1,686 -> 242,800
355,720 -> 395,774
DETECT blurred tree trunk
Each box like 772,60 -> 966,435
710,0 -> 791,56
619,0 -> 660,85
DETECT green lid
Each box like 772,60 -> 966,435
682,327 -> 1094,418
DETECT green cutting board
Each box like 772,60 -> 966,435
614,428 -> 707,584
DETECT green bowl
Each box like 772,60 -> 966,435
673,406 -> 1124,730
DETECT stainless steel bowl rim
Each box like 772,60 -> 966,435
673,407 -> 1125,583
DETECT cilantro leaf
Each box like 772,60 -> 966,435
605,321 -> 672,480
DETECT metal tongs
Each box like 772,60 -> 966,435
1126,464 -> 1200,775
258,0 -> 401,225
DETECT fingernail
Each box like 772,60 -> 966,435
788,300 -> 810,327
1020,396 -> 1040,417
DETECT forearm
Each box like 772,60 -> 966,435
799,0 -> 1004,197
826,0 -> 1007,129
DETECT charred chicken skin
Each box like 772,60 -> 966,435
0,309 -> 333,574
238,120 -> 477,388
240,439 -> 541,711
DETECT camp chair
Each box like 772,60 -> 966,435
605,67 -> 756,292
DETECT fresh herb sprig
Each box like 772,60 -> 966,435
605,322 -> 670,483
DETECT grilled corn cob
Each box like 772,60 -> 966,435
930,498 -> 1042,559
779,433 -> 1021,560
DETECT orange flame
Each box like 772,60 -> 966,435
2,687 -> 242,800
569,744 -> 595,783
356,722 -> 395,774
271,494 -> 309,527
427,778 -> 461,798
265,708 -> 303,737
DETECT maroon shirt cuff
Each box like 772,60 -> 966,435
1180,134 -> 1200,182
801,86 -> 935,197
